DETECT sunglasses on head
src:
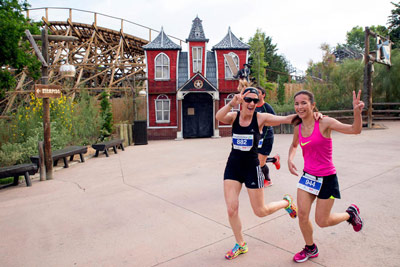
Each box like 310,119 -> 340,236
243,97 -> 259,104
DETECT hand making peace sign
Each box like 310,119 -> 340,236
353,90 -> 365,112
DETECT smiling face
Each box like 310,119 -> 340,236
242,92 -> 259,114
294,93 -> 316,119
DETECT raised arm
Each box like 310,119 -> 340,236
258,112 -> 297,127
288,126 -> 300,176
216,93 -> 243,125
328,90 -> 364,134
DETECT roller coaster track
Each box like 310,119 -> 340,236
1,7 -> 185,115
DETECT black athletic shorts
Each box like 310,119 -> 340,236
258,137 -> 274,156
224,158 -> 264,189
301,172 -> 341,199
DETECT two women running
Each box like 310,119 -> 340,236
216,87 -> 364,262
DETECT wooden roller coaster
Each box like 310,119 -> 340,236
1,7 -> 184,116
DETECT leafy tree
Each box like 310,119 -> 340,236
0,0 -> 41,100
374,49 -> 400,102
248,29 -> 269,88
99,91 -> 113,140
342,25 -> 388,52
264,36 -> 289,82
388,1 -> 400,49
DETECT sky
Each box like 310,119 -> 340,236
28,0 -> 395,74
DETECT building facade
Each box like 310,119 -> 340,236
143,17 -> 249,140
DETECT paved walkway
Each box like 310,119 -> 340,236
1,121 -> 399,267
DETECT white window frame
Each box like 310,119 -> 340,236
224,52 -> 239,79
192,47 -> 202,73
225,93 -> 240,112
155,53 -> 170,80
155,94 -> 170,123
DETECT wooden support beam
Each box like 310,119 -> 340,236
25,30 -> 48,67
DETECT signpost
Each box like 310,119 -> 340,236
25,26 -> 78,180
363,27 -> 393,128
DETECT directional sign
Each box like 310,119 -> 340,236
34,84 -> 62,98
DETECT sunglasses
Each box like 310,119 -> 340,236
243,97 -> 259,104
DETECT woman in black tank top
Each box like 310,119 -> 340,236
216,87 -> 299,260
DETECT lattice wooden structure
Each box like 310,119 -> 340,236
1,8 -> 159,115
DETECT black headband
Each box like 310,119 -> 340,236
243,87 -> 259,96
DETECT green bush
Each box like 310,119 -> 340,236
0,92 -> 101,167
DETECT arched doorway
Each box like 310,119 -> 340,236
182,93 -> 213,138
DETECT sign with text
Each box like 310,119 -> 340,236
35,84 -> 62,98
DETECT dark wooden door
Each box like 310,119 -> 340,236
182,93 -> 213,138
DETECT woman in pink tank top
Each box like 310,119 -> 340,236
288,90 -> 365,263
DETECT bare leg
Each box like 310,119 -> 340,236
224,180 -> 244,244
258,154 -> 268,167
247,187 -> 288,217
315,198 -> 350,228
297,188 -> 317,246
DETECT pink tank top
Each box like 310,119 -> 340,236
299,120 -> 336,176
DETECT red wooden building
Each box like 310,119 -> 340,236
143,16 -> 249,140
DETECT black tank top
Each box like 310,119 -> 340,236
228,111 -> 261,162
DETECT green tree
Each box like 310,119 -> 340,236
388,1 -> 400,49
374,49 -> 400,102
0,0 -> 41,100
264,36 -> 289,82
343,25 -> 388,51
248,29 -> 268,88
99,91 -> 113,140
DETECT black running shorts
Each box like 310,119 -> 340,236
301,172 -> 341,199
224,159 -> 264,189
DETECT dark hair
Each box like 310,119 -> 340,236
243,87 -> 259,96
256,86 -> 266,96
291,90 -> 319,126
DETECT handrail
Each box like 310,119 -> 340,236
26,7 -> 186,44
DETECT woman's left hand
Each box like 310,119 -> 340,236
313,112 -> 324,120
353,90 -> 365,112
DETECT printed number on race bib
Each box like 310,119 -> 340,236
297,173 -> 323,195
232,134 -> 253,151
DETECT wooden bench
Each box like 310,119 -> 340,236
92,139 -> 124,157
0,163 -> 38,187
30,146 -> 87,168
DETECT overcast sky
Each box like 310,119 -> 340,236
28,0 -> 395,73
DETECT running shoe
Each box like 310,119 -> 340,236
293,245 -> 319,263
283,194 -> 297,219
273,154 -> 281,170
264,179 -> 273,187
225,242 -> 248,260
346,204 -> 363,232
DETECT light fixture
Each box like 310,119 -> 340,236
138,89 -> 147,97
60,63 -> 76,78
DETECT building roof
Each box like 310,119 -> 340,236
186,16 -> 209,42
143,27 -> 181,50
177,52 -> 189,88
212,27 -> 250,50
206,51 -> 217,88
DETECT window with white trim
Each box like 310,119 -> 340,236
155,53 -> 169,80
192,47 -> 202,73
155,94 -> 170,123
224,52 -> 239,79
225,93 -> 240,112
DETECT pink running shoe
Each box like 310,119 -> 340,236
346,204 -> 363,232
293,245 -> 319,263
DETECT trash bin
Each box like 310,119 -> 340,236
133,120 -> 148,145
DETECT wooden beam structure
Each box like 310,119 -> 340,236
2,17 -> 148,115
